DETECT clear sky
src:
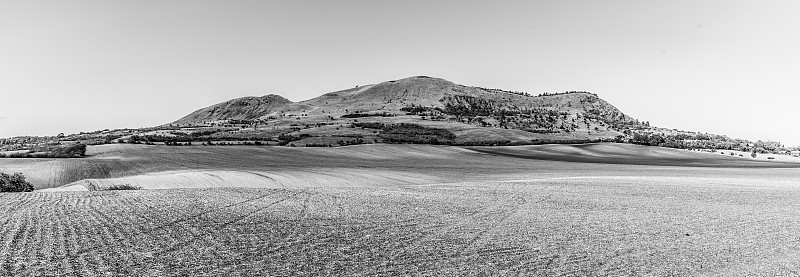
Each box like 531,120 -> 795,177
1,0 -> 798,146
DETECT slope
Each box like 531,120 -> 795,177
173,94 -> 294,124
166,76 -> 642,145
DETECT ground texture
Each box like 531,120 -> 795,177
1,144 -> 800,276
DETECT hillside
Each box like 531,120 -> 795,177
173,94 -> 294,124
165,76 -> 643,146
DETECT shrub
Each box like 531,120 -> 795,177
352,122 -> 385,129
277,134 -> 308,146
379,123 -> 456,145
0,172 -> 34,192
105,184 -> 141,190
7,143 -> 87,158
341,112 -> 395,118
57,143 -> 87,157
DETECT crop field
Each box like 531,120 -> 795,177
2,143 -> 796,190
2,144 -> 800,275
3,144 -> 517,190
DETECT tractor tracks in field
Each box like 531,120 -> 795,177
243,170 -> 285,188
381,179 -> 571,267
213,187 -> 397,276
462,180 -> 570,258
69,189 -> 290,259
153,190 -> 303,257
0,211 -> 30,273
214,189 -> 319,276
377,182 -> 517,266
451,182 -> 532,259
258,188 -> 358,254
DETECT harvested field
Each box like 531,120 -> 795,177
3,172 -> 800,275
469,143 -> 800,167
3,143 -> 797,190
1,144 -> 800,275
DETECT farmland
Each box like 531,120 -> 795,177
2,143 -> 797,191
2,144 -> 800,275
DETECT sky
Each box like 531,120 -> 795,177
1,0 -> 798,146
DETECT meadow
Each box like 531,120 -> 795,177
1,143 -> 800,275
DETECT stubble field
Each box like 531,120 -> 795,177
1,144 -> 800,276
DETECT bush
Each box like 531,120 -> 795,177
352,122 -> 385,129
5,143 -> 87,158
277,133 -> 308,146
379,123 -> 456,145
57,143 -> 87,157
0,172 -> 34,192
341,112 -> 395,118
105,184 -> 141,190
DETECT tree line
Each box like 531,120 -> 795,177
626,131 -> 787,154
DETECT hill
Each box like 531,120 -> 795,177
173,94 -> 294,124
2,76 -> 795,155
166,76 -> 642,146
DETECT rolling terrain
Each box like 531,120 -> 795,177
1,144 -> 800,275
2,75 -> 799,275
1,143 -> 796,190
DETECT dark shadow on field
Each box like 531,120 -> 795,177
467,143 -> 800,168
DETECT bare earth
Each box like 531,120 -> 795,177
1,143 -> 799,276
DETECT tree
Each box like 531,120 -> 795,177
0,172 -> 34,192
751,152 -> 757,158
58,143 -> 86,157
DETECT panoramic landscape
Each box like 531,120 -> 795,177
2,76 -> 800,276
2,1 -> 800,276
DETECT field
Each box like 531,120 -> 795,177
2,144 -> 800,275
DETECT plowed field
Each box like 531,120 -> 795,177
1,144 -> 800,275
